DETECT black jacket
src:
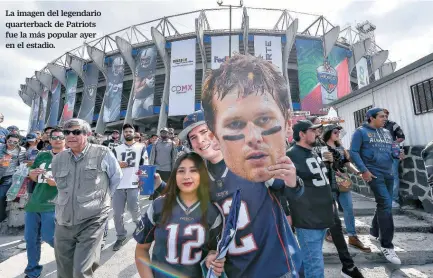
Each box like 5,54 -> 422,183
384,120 -> 405,141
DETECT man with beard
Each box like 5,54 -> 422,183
111,124 -> 151,251
286,120 -> 336,277
132,47 -> 156,118
149,127 -> 177,183
102,130 -> 121,150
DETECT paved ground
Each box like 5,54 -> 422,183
1,193 -> 433,277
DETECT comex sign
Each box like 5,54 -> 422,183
171,84 -> 193,94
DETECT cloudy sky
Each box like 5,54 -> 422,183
1,0 -> 432,131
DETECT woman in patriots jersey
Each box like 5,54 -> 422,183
134,152 -> 225,278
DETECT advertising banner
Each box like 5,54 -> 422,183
47,78 -> 61,126
103,55 -> 125,122
132,46 -> 157,119
211,36 -> 239,69
77,63 -> 100,123
168,39 -> 196,116
375,69 -> 381,81
31,97 -> 40,131
356,57 -> 369,89
62,70 -> 78,123
38,88 -> 49,130
254,35 -> 283,72
295,38 -> 351,114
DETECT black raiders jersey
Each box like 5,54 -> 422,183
102,139 -> 120,150
286,144 -> 334,229
133,195 -> 223,278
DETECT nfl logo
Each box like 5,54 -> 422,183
217,180 -> 223,188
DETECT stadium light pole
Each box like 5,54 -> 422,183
217,0 -> 243,57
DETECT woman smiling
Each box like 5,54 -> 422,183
134,152 -> 225,278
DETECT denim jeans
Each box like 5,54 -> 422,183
24,211 -> 55,278
328,203 -> 355,270
338,191 -> 356,236
0,175 -> 13,198
295,228 -> 327,278
392,159 -> 400,202
0,175 -> 12,222
368,172 -> 395,249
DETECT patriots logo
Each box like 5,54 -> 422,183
317,60 -> 338,94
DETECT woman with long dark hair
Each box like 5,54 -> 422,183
134,152 -> 225,278
322,124 -> 371,253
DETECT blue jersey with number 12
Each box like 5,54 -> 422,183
208,162 -> 302,278
134,195 -> 223,278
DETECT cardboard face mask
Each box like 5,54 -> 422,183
209,91 -> 288,183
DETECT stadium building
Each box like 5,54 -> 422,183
18,7 -> 394,135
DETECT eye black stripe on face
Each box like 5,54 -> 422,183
261,125 -> 282,136
222,134 -> 245,141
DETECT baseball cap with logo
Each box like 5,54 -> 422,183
178,110 -> 206,140
365,107 -> 383,120
26,133 -> 38,142
293,120 -> 323,141
322,124 -> 343,138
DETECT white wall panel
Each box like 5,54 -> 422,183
335,92 -> 373,149
334,61 -> 433,147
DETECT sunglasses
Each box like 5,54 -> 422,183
333,130 -> 340,134
7,140 -> 19,145
51,135 -> 65,140
63,129 -> 85,136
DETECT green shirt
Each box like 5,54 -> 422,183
25,151 -> 58,212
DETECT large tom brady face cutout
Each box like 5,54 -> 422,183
211,90 -> 288,182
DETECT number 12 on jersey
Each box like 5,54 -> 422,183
222,199 -> 257,255
121,151 -> 136,167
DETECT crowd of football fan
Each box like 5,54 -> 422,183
0,54 -> 432,278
